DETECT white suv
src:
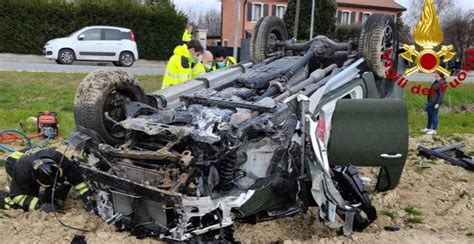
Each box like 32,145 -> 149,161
43,26 -> 139,67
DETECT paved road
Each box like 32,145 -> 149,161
0,54 -> 166,75
407,72 -> 474,82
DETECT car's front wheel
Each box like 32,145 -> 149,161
57,48 -> 75,65
118,52 -> 135,67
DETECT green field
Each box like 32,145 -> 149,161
0,71 -> 472,139
404,82 -> 474,136
0,71 -> 162,137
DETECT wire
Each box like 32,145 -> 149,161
50,130 -> 91,233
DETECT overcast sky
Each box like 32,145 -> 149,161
395,0 -> 472,10
171,0 -> 474,14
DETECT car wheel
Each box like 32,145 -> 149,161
118,52 -> 135,67
74,69 -> 147,145
58,48 -> 75,65
250,16 -> 288,62
359,14 -> 398,98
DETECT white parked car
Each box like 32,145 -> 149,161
43,26 -> 138,67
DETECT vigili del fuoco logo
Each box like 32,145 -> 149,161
381,0 -> 473,95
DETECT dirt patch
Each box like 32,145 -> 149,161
0,135 -> 473,243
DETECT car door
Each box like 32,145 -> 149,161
75,28 -> 103,61
102,28 -> 123,61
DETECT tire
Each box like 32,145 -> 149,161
74,69 -> 147,145
359,14 -> 398,98
250,16 -> 288,62
113,61 -> 121,67
58,48 -> 75,65
118,52 -> 135,67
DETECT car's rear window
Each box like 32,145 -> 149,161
104,29 -> 122,41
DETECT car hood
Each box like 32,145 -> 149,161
45,37 -> 68,46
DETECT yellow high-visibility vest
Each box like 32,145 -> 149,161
162,44 -> 193,89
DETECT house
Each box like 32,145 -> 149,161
336,0 -> 406,25
220,0 -> 288,47
220,0 -> 406,48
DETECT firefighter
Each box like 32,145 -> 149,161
213,47 -> 237,70
162,40 -> 204,89
0,148 -> 95,212
191,50 -> 214,78
182,23 -> 194,43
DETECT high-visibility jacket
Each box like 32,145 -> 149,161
2,149 -> 90,211
212,56 -> 237,71
182,29 -> 192,42
191,62 -> 212,78
162,44 -> 194,89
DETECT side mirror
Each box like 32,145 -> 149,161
78,34 -> 84,41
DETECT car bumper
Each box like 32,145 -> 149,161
43,47 -> 56,59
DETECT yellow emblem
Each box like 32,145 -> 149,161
401,0 -> 455,76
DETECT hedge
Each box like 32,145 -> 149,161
0,0 -> 187,60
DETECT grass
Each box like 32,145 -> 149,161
0,71 -> 162,137
381,209 -> 397,219
403,207 -> 422,216
404,82 -> 474,137
407,216 -> 423,224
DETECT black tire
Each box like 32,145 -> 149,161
359,14 -> 398,98
58,48 -> 75,65
113,61 -> 121,67
118,52 -> 135,67
74,69 -> 147,145
250,16 -> 288,62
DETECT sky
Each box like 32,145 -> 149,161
394,0 -> 473,10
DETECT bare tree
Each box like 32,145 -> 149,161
403,0 -> 455,29
184,8 -> 221,37
443,8 -> 474,60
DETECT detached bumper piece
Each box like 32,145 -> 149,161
417,143 -> 474,171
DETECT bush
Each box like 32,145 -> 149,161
284,0 -> 337,40
0,0 -> 187,60
334,24 -> 361,42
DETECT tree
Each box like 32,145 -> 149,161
284,0 -> 337,40
403,0 -> 454,29
442,8 -> 474,61
182,8 -> 221,37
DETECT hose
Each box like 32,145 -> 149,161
0,129 -> 33,153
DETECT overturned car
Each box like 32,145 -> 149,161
69,14 -> 408,241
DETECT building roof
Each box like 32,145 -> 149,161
337,0 -> 406,11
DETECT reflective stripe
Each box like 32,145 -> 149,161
78,188 -> 89,195
13,195 -> 26,204
28,197 -> 39,211
164,71 -> 188,81
18,196 -> 28,206
9,151 -> 24,160
74,182 -> 88,191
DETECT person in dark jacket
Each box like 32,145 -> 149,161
0,148 -> 95,212
421,71 -> 447,135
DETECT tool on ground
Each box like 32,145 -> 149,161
417,143 -> 474,171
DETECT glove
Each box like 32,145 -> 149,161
38,202 -> 61,213
434,104 -> 440,109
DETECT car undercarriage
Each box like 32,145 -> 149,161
69,14 -> 409,241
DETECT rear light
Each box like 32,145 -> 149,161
316,118 -> 326,142
130,31 -> 135,42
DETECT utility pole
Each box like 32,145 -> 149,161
233,0 -> 241,59
309,0 -> 315,39
293,0 -> 300,40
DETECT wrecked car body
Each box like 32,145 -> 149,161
70,15 -> 409,241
